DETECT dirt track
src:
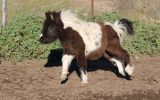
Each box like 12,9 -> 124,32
0,50 -> 160,100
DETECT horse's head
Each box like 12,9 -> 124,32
39,11 -> 63,44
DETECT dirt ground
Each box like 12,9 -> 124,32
0,50 -> 160,100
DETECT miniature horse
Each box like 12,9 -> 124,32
39,10 -> 134,86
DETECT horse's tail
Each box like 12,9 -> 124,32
110,19 -> 134,43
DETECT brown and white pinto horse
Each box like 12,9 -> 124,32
39,10 -> 134,86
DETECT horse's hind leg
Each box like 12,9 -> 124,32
105,39 -> 134,76
104,52 -> 126,76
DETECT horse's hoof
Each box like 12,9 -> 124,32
81,81 -> 88,87
61,75 -> 67,81
119,70 -> 126,76
81,83 -> 87,87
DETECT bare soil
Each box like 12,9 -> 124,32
0,50 -> 160,100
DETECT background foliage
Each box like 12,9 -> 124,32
94,12 -> 160,56
0,12 -> 159,61
0,15 -> 61,61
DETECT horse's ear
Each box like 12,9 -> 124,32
45,11 -> 55,20
52,11 -> 61,17
57,11 -> 61,16
45,11 -> 52,19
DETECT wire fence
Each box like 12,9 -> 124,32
1,0 -> 160,24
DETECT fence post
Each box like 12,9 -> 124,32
90,0 -> 94,18
2,0 -> 6,27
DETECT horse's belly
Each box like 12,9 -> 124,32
86,49 -> 104,60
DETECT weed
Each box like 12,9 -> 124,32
0,15 -> 61,61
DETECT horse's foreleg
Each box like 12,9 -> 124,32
61,54 -> 75,81
76,50 -> 88,86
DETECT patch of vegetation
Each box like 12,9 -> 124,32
0,12 -> 159,61
0,15 -> 61,61
124,21 -> 160,56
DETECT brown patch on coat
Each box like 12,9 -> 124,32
87,24 -> 130,67
101,24 -> 130,67
59,27 -> 87,67
60,27 -> 85,55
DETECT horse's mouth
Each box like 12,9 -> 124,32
39,37 -> 54,44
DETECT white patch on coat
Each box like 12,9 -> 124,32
61,54 -> 75,80
105,21 -> 128,44
125,64 -> 134,76
110,58 -> 126,76
61,10 -> 102,56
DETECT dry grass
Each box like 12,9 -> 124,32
0,0 -> 70,21
0,0 -> 160,23
114,0 -> 160,23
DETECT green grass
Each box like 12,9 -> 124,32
0,15 -> 61,61
0,12 -> 159,61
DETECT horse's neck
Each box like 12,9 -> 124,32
57,28 -> 67,42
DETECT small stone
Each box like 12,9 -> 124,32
134,56 -> 140,60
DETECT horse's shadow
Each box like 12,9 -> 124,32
44,48 -> 131,84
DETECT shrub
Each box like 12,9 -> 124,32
0,12 -> 159,61
94,12 -> 160,56
0,15 -> 61,61
123,21 -> 160,56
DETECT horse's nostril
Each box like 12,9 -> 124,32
39,34 -> 43,37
